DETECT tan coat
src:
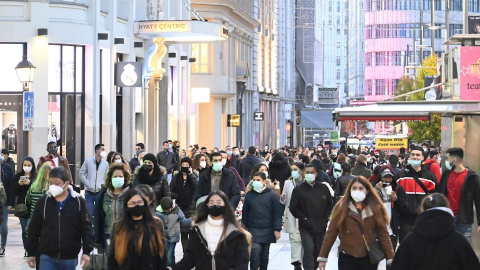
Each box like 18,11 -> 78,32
319,202 -> 394,260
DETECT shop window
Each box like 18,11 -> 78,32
0,43 -> 25,92
191,43 -> 209,73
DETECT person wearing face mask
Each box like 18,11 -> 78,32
334,163 -> 355,203
13,156 -> 37,258
289,165 -> 334,270
0,148 -> 14,257
79,144 -> 109,216
422,148 -> 442,184
110,153 -> 129,171
169,191 -> 251,270
37,142 -> 73,183
93,164 -> 133,255
352,154 -> 372,180
280,162 -> 305,270
373,166 -> 407,257
107,188 -> 167,269
27,167 -> 94,270
436,147 -> 480,244
219,151 -> 245,194
192,153 -> 210,177
238,146 -> 261,188
245,163 -> 276,193
134,153 -> 170,207
194,152 -> 241,208
395,146 -> 437,241
170,157 -> 198,252
229,146 -> 241,170
318,176 -> 395,270
129,143 -> 145,172
157,141 -> 179,185
242,172 -> 282,270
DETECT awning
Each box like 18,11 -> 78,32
333,100 -> 480,122
134,20 -> 228,43
300,110 -> 336,130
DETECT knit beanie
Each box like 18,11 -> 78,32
143,153 -> 157,164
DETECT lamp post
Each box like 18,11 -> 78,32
15,56 -> 36,91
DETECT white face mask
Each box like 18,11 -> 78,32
261,171 -> 269,178
221,159 -> 227,166
351,190 -> 366,202
100,151 -> 107,158
23,166 -> 32,173
200,161 -> 207,168
114,159 -> 123,164
49,182 -> 67,197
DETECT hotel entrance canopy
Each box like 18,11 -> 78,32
134,20 -> 228,43
332,100 -> 480,122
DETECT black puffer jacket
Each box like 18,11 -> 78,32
194,167 -> 241,208
170,171 -> 198,218
238,155 -> 260,186
172,222 -> 249,270
391,209 -> 480,270
134,165 -> 170,207
437,169 -> 480,225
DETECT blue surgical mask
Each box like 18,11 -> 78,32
408,159 -> 422,167
112,177 -> 125,189
292,170 -> 300,179
445,160 -> 454,170
252,181 -> 264,192
227,151 -> 233,156
305,174 -> 316,184
212,162 -> 223,172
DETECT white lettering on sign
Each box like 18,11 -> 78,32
135,21 -> 190,33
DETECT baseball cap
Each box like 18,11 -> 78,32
381,169 -> 394,178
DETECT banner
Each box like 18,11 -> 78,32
375,137 -> 408,155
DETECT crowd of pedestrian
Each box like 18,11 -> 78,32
0,140 -> 479,270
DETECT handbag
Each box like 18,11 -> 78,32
355,219 -> 386,264
14,204 -> 28,218
87,248 -> 107,270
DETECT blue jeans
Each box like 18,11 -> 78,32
167,241 -> 176,266
19,217 -> 28,249
85,191 -> 100,217
39,254 -> 77,270
166,173 -> 172,185
250,242 -> 270,270
1,206 -> 8,248
454,217 -> 472,244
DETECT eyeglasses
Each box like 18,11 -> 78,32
127,200 -> 145,207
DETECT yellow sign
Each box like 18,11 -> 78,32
135,21 -> 190,33
376,137 -> 408,149
227,114 -> 240,127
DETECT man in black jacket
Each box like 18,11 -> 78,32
194,152 -> 241,208
157,141 -> 178,185
0,156 -> 14,257
27,167 -> 94,269
290,165 -> 334,270
238,146 -> 260,187
437,147 -> 480,244
396,146 -> 437,241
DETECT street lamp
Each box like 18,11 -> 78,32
15,56 -> 36,91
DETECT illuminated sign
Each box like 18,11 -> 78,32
460,47 -> 480,100
135,21 -> 190,33
227,114 -> 240,127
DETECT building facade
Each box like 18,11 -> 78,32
347,0 -> 366,102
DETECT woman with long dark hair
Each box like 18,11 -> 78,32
107,188 -> 167,269
169,191 -> 251,270
318,176 -> 394,270
13,156 -> 37,257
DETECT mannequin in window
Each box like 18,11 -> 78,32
48,123 -> 60,144
2,123 -> 17,154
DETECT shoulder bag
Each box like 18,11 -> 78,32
354,218 -> 385,264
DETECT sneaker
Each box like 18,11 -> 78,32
0,247 -> 5,257
24,250 -> 28,258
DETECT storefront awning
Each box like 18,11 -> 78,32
300,110 -> 336,130
134,20 -> 228,43
333,100 -> 480,122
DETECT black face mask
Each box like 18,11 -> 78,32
48,148 -> 57,155
208,205 -> 226,217
143,164 -> 153,171
127,205 -> 144,217
181,166 -> 190,173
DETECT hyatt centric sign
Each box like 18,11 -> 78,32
135,21 -> 191,34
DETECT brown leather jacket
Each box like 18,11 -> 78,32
319,202 -> 394,260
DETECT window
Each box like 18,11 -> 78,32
191,44 -> 209,73
336,42 -> 340,48
336,70 -> 340,80
451,0 -> 462,11
365,80 -> 372,95
449,24 -> 463,37
336,57 -> 341,66
0,43 -> 25,92
375,79 -> 386,95
329,1 -> 332,11
337,1 -> 340,12
337,29 -> 340,35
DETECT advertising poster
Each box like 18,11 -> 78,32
460,47 -> 480,100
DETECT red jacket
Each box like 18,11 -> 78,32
423,159 -> 441,183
